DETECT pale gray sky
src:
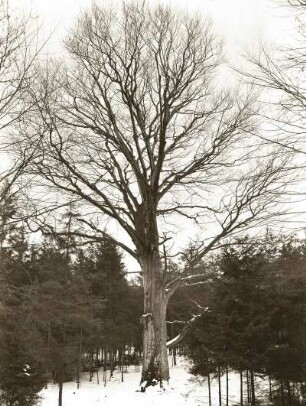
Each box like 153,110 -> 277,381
11,0 -> 293,56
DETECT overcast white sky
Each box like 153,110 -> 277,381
11,0 -> 293,56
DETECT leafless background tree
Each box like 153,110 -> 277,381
0,0 -> 42,202
18,2 -> 291,387
0,0 -> 42,332
243,1 -> 306,157
238,0 -> 306,229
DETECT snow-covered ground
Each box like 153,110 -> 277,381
39,357 -> 244,406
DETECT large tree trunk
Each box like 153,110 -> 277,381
140,250 -> 169,388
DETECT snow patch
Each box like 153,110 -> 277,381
39,356 -> 244,406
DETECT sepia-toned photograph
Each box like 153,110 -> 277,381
0,0 -> 305,405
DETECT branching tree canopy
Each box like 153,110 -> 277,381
238,0 -> 306,227
18,2 -> 290,387
0,0 -> 41,203
0,2 -> 41,329
243,1 -> 306,158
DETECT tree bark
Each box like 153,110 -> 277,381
280,379 -> 285,406
58,354 -> 65,406
226,366 -> 229,406
140,250 -> 169,388
58,380 -> 63,406
240,370 -> 243,406
250,370 -> 256,405
218,366 -> 222,406
172,348 -> 177,367
89,350 -> 93,382
58,364 -> 64,406
77,330 -> 82,389
287,380 -> 291,406
246,370 -> 250,404
269,375 -> 272,402
208,373 -> 212,406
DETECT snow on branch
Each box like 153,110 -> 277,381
166,314 -> 202,348
165,273 -> 211,302
166,320 -> 187,325
140,313 -> 153,325
166,305 -> 210,348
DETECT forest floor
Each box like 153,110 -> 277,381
39,357 -> 245,406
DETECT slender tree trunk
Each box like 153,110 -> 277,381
121,347 -> 124,382
287,380 -> 291,406
58,360 -> 64,406
280,379 -> 285,406
119,343 -> 123,379
102,347 -> 107,387
109,348 -> 114,378
172,347 -> 177,366
226,366 -> 229,406
89,350 -> 93,382
58,380 -> 63,406
240,370 -> 243,406
269,375 -> 272,402
103,365 -> 107,387
169,309 -> 177,367
218,366 -> 222,406
96,368 -> 99,385
140,250 -> 169,388
208,373 -> 212,406
45,321 -> 51,389
108,270 -> 114,378
250,370 -> 256,405
246,370 -> 250,404
77,330 -> 82,389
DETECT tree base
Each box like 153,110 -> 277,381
140,379 -> 157,392
138,379 -> 168,393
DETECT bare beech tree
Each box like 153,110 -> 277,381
20,3 -> 289,387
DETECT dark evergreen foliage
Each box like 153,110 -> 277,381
0,197 -> 142,404
186,235 -> 306,405
0,333 -> 45,406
